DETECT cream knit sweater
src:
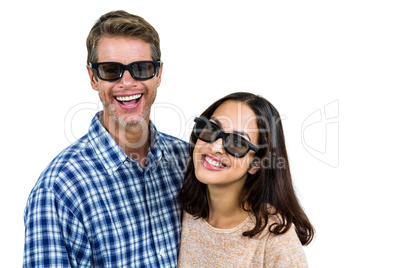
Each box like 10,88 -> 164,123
178,212 -> 308,267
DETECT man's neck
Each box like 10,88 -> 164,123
102,113 -> 151,169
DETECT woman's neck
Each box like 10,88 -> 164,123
206,185 -> 249,229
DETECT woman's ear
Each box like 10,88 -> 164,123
248,158 -> 261,175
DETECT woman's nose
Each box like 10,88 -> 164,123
210,138 -> 225,154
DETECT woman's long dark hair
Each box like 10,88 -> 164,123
179,92 -> 314,245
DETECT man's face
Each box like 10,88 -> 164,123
87,36 -> 162,127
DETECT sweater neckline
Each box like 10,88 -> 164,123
200,215 -> 252,234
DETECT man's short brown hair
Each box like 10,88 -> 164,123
86,10 -> 161,64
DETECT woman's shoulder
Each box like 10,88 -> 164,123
263,220 -> 308,267
262,213 -> 302,248
181,211 -> 203,232
182,211 -> 198,223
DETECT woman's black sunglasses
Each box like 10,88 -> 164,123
193,117 -> 259,158
89,61 -> 161,81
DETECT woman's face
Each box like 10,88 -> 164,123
193,101 -> 260,188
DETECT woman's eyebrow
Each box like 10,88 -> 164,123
211,117 -> 223,127
211,117 -> 252,141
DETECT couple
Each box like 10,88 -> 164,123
23,10 -> 314,267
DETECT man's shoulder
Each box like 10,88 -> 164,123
157,131 -> 189,151
30,134 -> 96,195
154,131 -> 189,171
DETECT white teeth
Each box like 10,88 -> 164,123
116,94 -> 142,102
204,155 -> 225,168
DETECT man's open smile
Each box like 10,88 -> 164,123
114,93 -> 143,108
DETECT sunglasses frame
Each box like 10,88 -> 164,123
89,61 -> 161,81
193,117 -> 259,158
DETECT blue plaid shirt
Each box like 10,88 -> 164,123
24,112 -> 189,267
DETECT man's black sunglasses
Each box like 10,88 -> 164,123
89,61 -> 161,81
193,117 -> 259,158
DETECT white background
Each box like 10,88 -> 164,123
1,0 -> 401,267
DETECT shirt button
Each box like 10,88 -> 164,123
152,211 -> 157,217
159,249 -> 165,257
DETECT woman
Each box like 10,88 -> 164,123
178,92 -> 314,267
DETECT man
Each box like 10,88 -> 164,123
24,10 -> 188,267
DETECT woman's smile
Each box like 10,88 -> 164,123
201,153 -> 228,170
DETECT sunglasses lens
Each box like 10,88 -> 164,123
97,63 -> 122,80
195,120 -> 218,141
225,134 -> 248,156
194,118 -> 250,157
131,62 -> 155,79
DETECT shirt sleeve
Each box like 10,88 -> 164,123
264,225 -> 309,268
23,188 -> 91,267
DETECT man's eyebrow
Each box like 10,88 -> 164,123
211,117 -> 252,141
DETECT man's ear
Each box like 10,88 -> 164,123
156,61 -> 163,87
87,65 -> 99,91
248,158 -> 261,175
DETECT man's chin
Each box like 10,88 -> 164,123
115,114 -> 147,127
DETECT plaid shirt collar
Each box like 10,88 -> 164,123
88,112 -> 169,175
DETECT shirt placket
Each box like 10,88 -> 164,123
143,152 -> 175,268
